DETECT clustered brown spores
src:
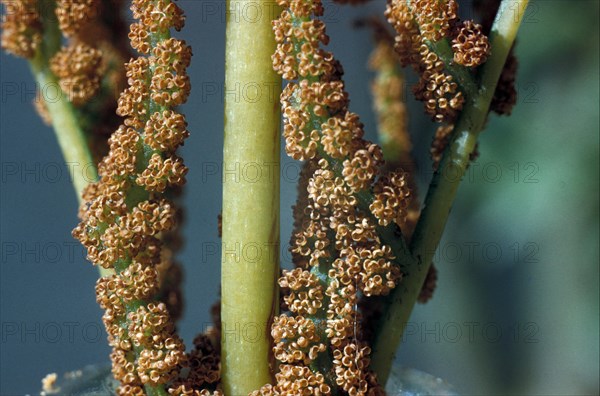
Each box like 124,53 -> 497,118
0,0 -> 41,58
50,42 -> 103,105
1,0 -> 130,159
71,1 -> 219,395
53,0 -> 132,160
386,0 -> 490,123
251,0 -> 415,394
360,21 -> 441,344
2,0 -> 521,394
365,20 -> 426,235
368,23 -> 410,165
50,0 -> 110,108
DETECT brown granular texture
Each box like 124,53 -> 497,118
411,0 -> 458,42
0,0 -> 42,58
250,365 -> 331,395
452,20 -> 490,67
55,0 -> 98,37
50,42 -> 103,106
268,0 -> 411,393
430,124 -> 454,170
71,0 -> 216,392
370,172 -> 411,227
385,0 -> 492,123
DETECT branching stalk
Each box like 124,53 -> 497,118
371,0 -> 530,384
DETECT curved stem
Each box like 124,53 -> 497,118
220,1 -> 282,393
29,57 -> 98,200
30,0 -> 98,200
30,0 -> 107,276
371,0 -> 530,384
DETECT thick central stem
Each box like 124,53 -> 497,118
221,1 -> 282,393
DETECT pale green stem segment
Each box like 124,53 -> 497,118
371,0 -> 530,384
29,58 -> 98,200
30,0 -> 98,199
221,0 -> 282,393
30,0 -> 98,202
30,0 -> 108,277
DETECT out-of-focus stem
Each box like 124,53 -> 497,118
221,1 -> 281,393
30,0 -> 107,278
371,0 -> 530,384
370,43 -> 410,165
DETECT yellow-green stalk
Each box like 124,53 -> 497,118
221,0 -> 282,393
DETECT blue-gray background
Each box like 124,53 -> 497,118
1,0 -> 598,394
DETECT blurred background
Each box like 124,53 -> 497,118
1,0 -> 598,394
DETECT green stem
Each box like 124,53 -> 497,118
30,0 -> 108,276
30,0 -> 98,200
371,0 -> 529,384
29,57 -> 98,200
221,1 -> 281,393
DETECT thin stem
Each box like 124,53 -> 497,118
30,0 -> 98,200
371,0 -> 530,384
220,0 -> 282,393
29,57 -> 98,200
30,0 -> 108,276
